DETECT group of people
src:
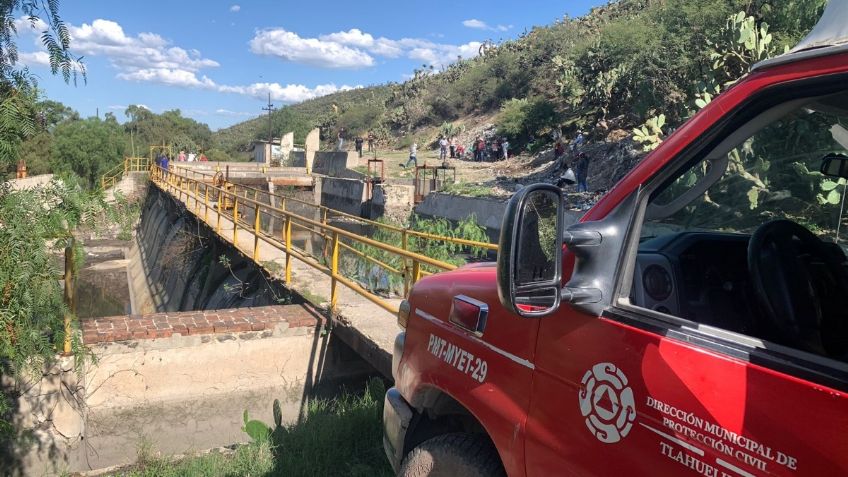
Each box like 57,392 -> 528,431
402,135 -> 511,168
341,125 -> 592,192
339,129 -> 377,158
555,131 -> 590,192
154,149 -> 209,170
447,136 -> 510,162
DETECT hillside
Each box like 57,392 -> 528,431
213,0 -> 825,161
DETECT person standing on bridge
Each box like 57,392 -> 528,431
178,150 -> 186,162
161,154 -> 170,179
199,151 -> 208,162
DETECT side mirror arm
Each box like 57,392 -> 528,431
563,229 -> 602,247
562,190 -> 640,315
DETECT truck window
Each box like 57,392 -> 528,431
625,89 -> 848,362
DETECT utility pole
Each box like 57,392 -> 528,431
262,93 -> 276,165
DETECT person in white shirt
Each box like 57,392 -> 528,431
404,142 -> 418,168
438,136 -> 448,162
187,152 -> 196,162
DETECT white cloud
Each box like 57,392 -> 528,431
229,4 -> 241,12
215,109 -> 253,117
108,105 -> 126,110
250,28 -> 374,68
218,82 -> 360,103
462,19 -> 488,30
18,51 -> 50,67
118,68 -> 217,89
253,27 -> 486,69
14,16 -> 48,33
462,19 -> 512,32
67,19 -> 219,73
16,17 -> 223,90
408,41 -> 482,69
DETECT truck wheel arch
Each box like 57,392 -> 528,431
403,386 -> 504,469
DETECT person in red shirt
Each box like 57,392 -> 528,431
554,140 -> 566,170
474,137 -> 485,162
199,151 -> 208,162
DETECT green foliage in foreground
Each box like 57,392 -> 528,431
109,379 -> 391,477
0,177 -> 106,432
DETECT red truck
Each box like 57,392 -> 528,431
384,3 -> 848,476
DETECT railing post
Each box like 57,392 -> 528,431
63,237 -> 75,355
193,180 -> 199,213
253,203 -> 261,262
412,260 -> 421,286
330,231 -> 340,314
204,184 -> 210,222
233,197 -> 240,245
216,189 -> 223,234
402,230 -> 410,297
284,214 -> 292,284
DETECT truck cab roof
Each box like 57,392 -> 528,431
753,0 -> 848,71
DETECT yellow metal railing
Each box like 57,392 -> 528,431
169,163 -> 497,296
150,165 -> 483,314
100,156 -> 150,189
169,164 -> 497,250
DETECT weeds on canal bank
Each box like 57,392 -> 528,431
346,213 -> 490,296
106,378 -> 391,477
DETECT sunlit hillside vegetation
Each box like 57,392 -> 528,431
213,0 -> 826,154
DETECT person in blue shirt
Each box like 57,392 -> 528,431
161,154 -> 170,179
570,131 -> 585,153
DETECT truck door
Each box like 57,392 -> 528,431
525,74 -> 848,476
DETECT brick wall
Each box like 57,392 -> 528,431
82,304 -> 321,344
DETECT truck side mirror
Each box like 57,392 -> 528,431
497,184 -> 564,318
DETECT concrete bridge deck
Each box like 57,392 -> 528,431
150,178 -> 401,377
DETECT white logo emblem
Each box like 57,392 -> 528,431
578,362 -> 636,444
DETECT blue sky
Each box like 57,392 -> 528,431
17,1 -> 599,130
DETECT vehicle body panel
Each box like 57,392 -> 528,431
388,43 -> 848,477
395,266 -> 539,476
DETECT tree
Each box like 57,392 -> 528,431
52,117 -> 126,188
16,130 -> 52,175
36,99 -> 78,130
122,105 -> 213,155
0,0 -> 85,164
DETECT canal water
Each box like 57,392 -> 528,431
74,239 -> 133,319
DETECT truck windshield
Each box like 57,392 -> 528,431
645,90 -> 848,243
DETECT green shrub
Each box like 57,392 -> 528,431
497,98 -> 557,144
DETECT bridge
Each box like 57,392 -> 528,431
144,161 -> 496,375
5,155 -> 498,475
